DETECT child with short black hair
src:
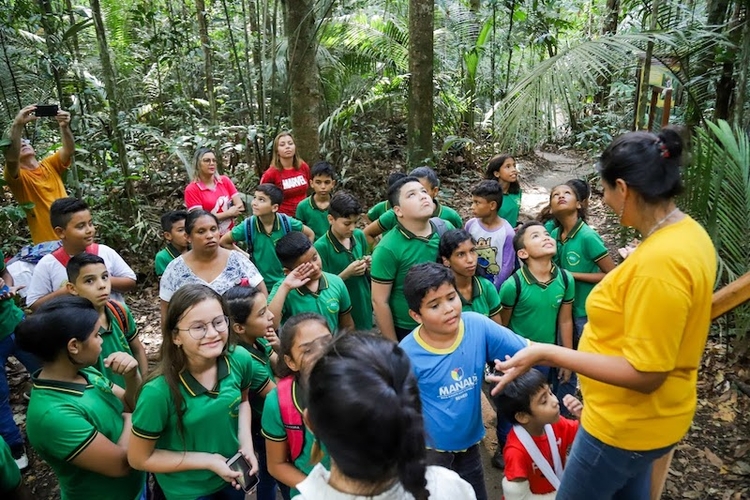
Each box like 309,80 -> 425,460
496,369 -> 581,500
268,232 -> 354,333
220,183 -> 314,290
66,252 -> 148,387
371,176 -> 456,341
155,209 -> 189,277
295,161 -> 337,240
399,261 -> 527,500
314,191 -> 373,329
366,171 -> 406,223
26,197 -> 137,310
364,166 -> 463,244
464,180 -> 515,289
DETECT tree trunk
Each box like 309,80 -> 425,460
636,0 -> 659,130
714,3 -> 742,122
407,0 -> 434,166
38,0 -> 65,104
594,0 -> 620,106
195,0 -> 218,125
0,28 -> 22,111
285,0 -> 320,164
733,3 -> 750,129
89,0 -> 135,204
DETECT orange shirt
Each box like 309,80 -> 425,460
4,151 -> 69,244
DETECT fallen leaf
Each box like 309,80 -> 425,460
735,443 -> 750,458
704,447 -> 723,468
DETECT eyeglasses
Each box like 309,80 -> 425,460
176,315 -> 229,340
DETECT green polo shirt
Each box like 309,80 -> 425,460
131,346 -> 260,500
27,367 -> 145,500
371,220 -> 453,330
239,339 -> 275,417
261,380 -> 330,497
499,265 -> 574,344
269,272 -> 352,334
499,190 -> 522,227
367,200 -> 390,222
376,200 -> 463,233
552,218 -> 609,318
295,195 -> 330,241
95,304 -> 137,388
543,219 -> 557,234
230,215 -> 305,290
314,229 -> 372,330
0,252 -> 23,341
0,436 -> 21,492
155,243 -> 182,277
460,276 -> 502,318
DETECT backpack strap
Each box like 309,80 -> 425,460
429,217 -> 448,237
277,376 -> 305,461
560,267 -> 569,291
512,272 -> 522,309
512,424 -> 563,490
51,243 -> 99,268
279,214 -> 292,235
245,216 -> 256,254
105,300 -> 130,333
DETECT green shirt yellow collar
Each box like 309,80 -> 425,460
178,355 -> 231,398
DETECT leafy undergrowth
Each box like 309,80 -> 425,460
7,147 -> 750,499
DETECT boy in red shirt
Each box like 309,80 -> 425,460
495,369 -> 582,499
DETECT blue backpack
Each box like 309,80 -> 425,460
244,214 -> 292,253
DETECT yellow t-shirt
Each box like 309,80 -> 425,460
579,216 -> 716,450
4,151 -> 69,244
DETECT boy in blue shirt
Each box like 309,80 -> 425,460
400,262 -> 528,500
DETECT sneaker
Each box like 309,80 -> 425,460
11,445 -> 29,470
491,447 -> 505,469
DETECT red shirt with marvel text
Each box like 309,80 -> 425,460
260,162 -> 310,216
503,417 -> 579,495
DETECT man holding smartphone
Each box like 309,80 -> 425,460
4,104 -> 75,244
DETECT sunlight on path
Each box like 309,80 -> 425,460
520,150 -> 592,219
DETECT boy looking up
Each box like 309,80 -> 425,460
371,176 -> 455,341
220,183 -> 314,290
66,252 -> 148,386
364,167 -> 462,246
399,262 -> 528,500
154,210 -> 189,277
26,198 -> 137,310
495,369 -> 581,500
295,161 -> 336,240
268,231 -> 354,333
314,191 -> 372,330
464,180 -> 515,289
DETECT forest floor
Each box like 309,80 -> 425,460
6,147 -> 749,499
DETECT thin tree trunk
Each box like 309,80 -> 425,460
0,28 -> 22,111
285,0 -> 321,163
195,0 -> 218,125
733,3 -> 750,129
407,0 -> 434,166
714,3 -> 742,121
503,0 -> 517,97
220,0 -> 252,117
89,0 -> 135,204
637,0 -> 659,130
38,0 -> 65,103
594,0 -> 620,106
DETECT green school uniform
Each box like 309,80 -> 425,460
314,229 -> 372,329
367,200 -> 390,222
371,220 -> 453,330
155,243 -> 182,277
460,276 -> 502,318
27,368 -> 146,500
268,272 -> 352,334
499,190 -> 522,227
376,200 -> 463,233
95,304 -> 137,388
131,347 -> 262,500
261,380 -> 331,497
239,339 -> 275,417
0,437 -> 21,493
0,252 -> 24,340
552,218 -> 609,318
499,264 -> 575,344
230,215 -> 305,290
543,219 -> 557,234
295,196 -> 330,241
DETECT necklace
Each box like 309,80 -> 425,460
646,207 -> 680,237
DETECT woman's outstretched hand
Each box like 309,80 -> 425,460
487,343 -> 548,396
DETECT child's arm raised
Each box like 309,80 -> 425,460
267,263 -> 315,330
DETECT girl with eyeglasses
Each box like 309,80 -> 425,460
128,284 -> 264,500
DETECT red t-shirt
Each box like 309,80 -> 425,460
260,162 -> 310,216
184,175 -> 239,234
503,418 -> 579,495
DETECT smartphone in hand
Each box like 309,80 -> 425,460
34,104 -> 59,117
226,453 -> 259,492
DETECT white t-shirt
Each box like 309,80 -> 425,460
159,250 -> 264,302
293,463 -> 476,500
26,244 -> 137,306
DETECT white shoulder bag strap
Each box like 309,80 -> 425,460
512,424 -> 564,490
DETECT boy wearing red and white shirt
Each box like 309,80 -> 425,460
495,369 -> 582,499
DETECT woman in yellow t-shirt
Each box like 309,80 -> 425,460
491,128 -> 717,499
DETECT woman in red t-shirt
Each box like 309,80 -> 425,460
259,132 -> 310,216
184,147 -> 245,235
